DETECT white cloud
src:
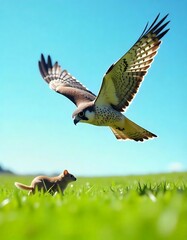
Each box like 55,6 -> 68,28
168,162 -> 183,172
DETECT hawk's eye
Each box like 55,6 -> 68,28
78,112 -> 84,118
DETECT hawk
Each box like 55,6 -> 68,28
39,14 -> 170,141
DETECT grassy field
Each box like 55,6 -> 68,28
0,172 -> 187,240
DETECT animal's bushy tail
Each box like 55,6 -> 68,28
110,117 -> 157,141
15,182 -> 33,191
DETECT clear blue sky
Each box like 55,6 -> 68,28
1,0 -> 187,176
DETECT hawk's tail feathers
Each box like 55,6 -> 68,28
15,182 -> 33,191
110,117 -> 157,142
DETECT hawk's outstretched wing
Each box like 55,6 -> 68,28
95,14 -> 170,112
39,54 -> 96,106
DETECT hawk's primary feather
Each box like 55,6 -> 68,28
38,54 -> 96,106
95,14 -> 170,112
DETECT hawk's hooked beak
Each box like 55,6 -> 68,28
73,117 -> 80,125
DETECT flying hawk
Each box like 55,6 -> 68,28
39,14 -> 170,141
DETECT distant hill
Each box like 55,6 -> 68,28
0,165 -> 14,174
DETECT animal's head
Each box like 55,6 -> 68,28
63,170 -> 76,182
72,102 -> 95,125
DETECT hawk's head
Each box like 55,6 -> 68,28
72,102 -> 95,125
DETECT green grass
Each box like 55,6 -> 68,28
0,172 -> 187,240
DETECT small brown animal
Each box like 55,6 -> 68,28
15,170 -> 76,195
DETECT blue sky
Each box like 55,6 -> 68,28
1,0 -> 187,176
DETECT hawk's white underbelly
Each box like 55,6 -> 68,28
93,106 -> 124,126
